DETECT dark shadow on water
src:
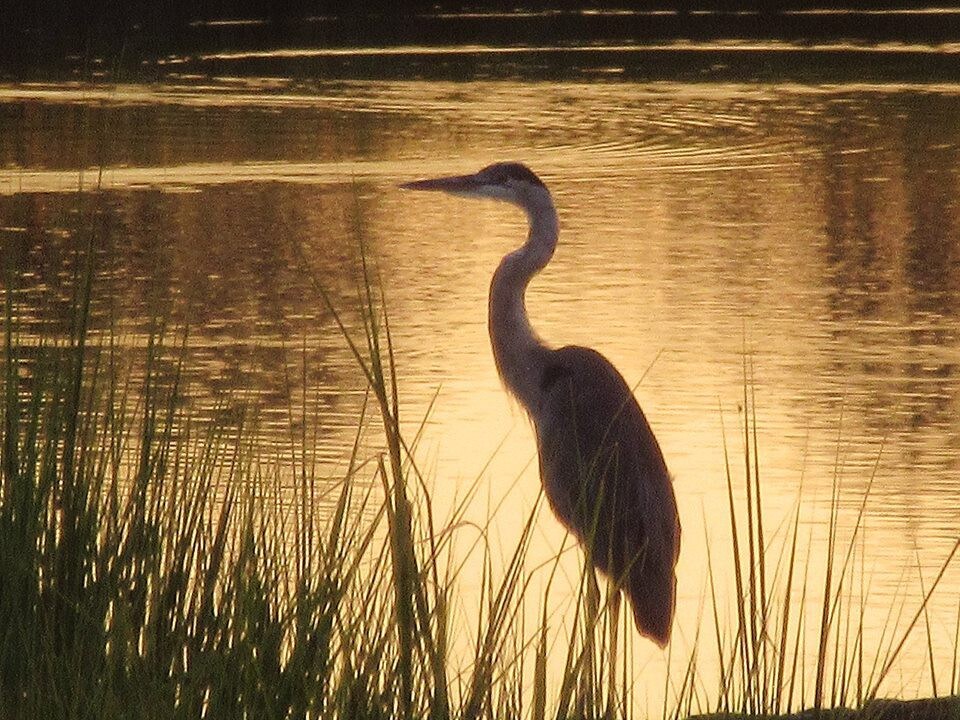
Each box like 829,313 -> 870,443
688,694 -> 960,720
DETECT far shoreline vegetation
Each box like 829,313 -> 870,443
1,200 -> 958,718
3,1 -> 960,83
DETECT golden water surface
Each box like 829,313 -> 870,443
2,74 -> 959,710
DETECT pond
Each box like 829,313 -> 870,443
2,41 -> 959,711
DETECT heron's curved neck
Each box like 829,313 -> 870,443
488,193 -> 559,412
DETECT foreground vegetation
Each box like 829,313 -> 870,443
1,229 -> 958,719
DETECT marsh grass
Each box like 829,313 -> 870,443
675,362 -> 960,719
2,220 -> 959,719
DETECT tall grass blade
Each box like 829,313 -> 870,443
868,537 -> 960,701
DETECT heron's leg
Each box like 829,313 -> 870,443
605,585 -> 621,720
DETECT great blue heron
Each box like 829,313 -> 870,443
401,162 -> 680,647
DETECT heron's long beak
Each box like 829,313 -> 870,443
399,173 -> 482,193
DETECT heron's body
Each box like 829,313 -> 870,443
402,162 -> 680,647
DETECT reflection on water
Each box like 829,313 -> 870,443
2,75 -> 960,706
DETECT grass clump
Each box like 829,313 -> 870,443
0,224 -> 572,719
0,258 -> 352,717
2,220 -> 958,720
673,363 -> 960,720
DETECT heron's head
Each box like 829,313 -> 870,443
401,162 -> 551,210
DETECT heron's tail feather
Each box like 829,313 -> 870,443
624,560 -> 676,648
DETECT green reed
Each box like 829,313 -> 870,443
2,221 -> 959,719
